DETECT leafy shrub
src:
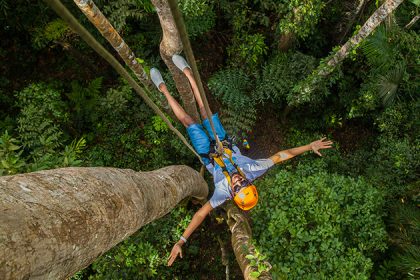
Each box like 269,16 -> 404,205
15,83 -> 68,170
32,19 -> 70,50
251,168 -> 387,279
359,25 -> 418,109
85,82 -> 194,171
179,0 -> 216,38
252,52 -> 317,105
278,0 -> 325,39
375,199 -> 420,280
89,206 -> 193,279
0,131 -> 25,176
4,83 -> 87,173
227,33 -> 268,71
88,205 -> 226,279
375,100 -> 420,139
97,0 -> 155,31
66,77 -> 103,132
365,136 -> 419,197
208,68 -> 256,138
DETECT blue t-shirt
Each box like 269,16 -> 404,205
206,146 -> 274,209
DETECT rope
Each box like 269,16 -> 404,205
73,0 -> 150,86
44,0 -> 204,165
167,0 -> 225,155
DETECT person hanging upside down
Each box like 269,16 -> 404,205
150,55 -> 333,266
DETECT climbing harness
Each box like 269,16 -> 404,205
207,142 -> 258,211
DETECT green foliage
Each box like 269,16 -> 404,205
290,51 -> 340,106
0,131 -> 25,176
253,52 -> 317,105
208,68 -> 256,137
32,19 -> 71,50
9,83 -> 86,172
97,0 -> 155,31
208,69 -> 252,108
0,0 -> 9,17
88,205 -> 225,279
227,33 -> 268,71
375,100 -> 420,139
365,136 -> 419,196
376,200 -> 420,280
361,26 -> 396,71
252,168 -> 387,279
278,0 -> 325,39
85,81 -> 193,170
61,138 -> 86,167
358,25 -> 419,109
245,247 -> 272,278
66,77 -> 103,131
179,0 -> 216,38
16,83 -> 67,166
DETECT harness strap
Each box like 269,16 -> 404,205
212,147 -> 246,195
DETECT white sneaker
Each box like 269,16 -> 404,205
172,54 -> 191,71
150,68 -> 165,89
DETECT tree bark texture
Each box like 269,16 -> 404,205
225,203 -> 272,280
73,0 -> 151,87
337,0 -> 368,44
405,14 -> 419,29
279,32 -> 295,52
0,166 -> 208,280
322,0 -> 404,75
151,0 -> 200,122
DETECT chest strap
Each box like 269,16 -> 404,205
211,147 -> 246,189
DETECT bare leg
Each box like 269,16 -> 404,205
183,68 -> 212,120
158,84 -> 195,127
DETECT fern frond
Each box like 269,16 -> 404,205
208,69 -> 253,111
208,68 -> 256,138
221,105 -> 257,139
100,0 -> 154,31
88,77 -> 103,96
253,52 -> 317,104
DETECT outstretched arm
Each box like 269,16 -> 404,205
167,201 -> 213,266
269,138 -> 333,164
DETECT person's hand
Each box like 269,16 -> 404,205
310,137 -> 333,156
167,243 -> 183,266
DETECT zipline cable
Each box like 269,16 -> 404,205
44,0 -> 204,165
167,0 -> 225,155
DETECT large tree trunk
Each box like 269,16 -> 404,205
292,0 -> 404,105
225,203 -> 272,280
72,0 -> 151,87
151,0 -> 200,122
0,166 -> 208,280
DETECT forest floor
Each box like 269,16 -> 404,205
242,113 -> 285,159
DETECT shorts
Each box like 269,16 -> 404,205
186,113 -> 227,164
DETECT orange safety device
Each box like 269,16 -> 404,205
211,145 -> 258,211
233,184 -> 258,211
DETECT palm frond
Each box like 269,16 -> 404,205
377,62 -> 406,106
362,25 -> 396,70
